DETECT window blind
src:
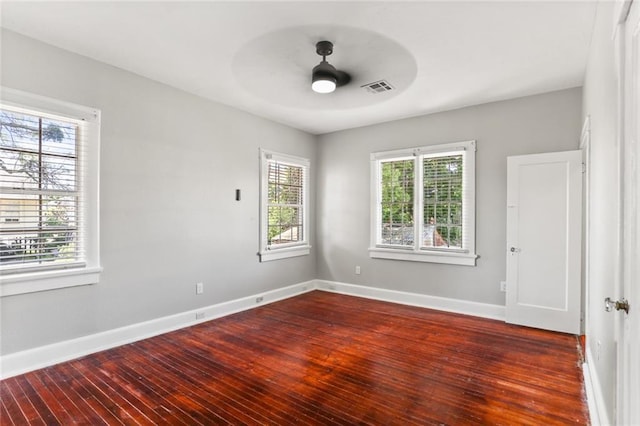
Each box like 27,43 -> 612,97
422,153 -> 465,250
379,158 -> 414,247
267,160 -> 304,247
372,140 -> 476,264
0,106 -> 87,273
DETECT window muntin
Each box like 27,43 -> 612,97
371,141 -> 476,265
259,149 -> 310,261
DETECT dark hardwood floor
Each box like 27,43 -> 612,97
1,291 -> 589,425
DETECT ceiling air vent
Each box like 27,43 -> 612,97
361,79 -> 394,94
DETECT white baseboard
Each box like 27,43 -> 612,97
1,279 -> 505,380
314,279 -> 505,321
5,277 -> 600,423
583,347 -> 611,426
3,276 -> 601,423
0,280 -> 314,379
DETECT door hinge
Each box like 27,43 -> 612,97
582,162 -> 587,173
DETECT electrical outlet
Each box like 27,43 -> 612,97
256,296 -> 264,303
355,266 -> 361,275
500,281 -> 507,292
196,282 -> 204,295
196,312 -> 205,320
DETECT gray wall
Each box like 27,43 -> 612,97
582,2 -> 618,422
316,88 -> 582,305
0,30 -> 317,355
1,29 -> 586,359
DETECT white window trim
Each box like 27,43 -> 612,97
259,149 -> 310,262
369,140 -> 477,266
0,87 -> 102,296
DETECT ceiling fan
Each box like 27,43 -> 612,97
311,41 -> 351,94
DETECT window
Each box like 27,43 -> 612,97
0,88 -> 101,296
259,149 -> 310,262
370,140 -> 477,266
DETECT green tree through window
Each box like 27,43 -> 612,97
378,154 -> 464,248
423,154 -> 463,248
372,141 -> 476,266
380,158 -> 414,246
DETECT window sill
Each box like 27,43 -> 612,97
0,266 -> 102,297
259,245 -> 311,262
369,247 -> 477,266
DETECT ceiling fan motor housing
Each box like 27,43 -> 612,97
316,40 -> 334,57
312,60 -> 338,84
311,40 -> 350,91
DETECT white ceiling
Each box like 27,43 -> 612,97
0,1 -> 597,135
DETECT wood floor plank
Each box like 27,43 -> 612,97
133,339 -> 285,424
0,291 -> 589,425
96,355 -> 217,424
154,336 -> 338,425
12,374 -> 60,425
175,331 -> 359,424
52,361 -> 125,425
95,349 -> 232,425
178,332 -> 412,424
1,377 -> 45,425
23,372 -> 74,425
0,396 -> 16,426
38,367 -> 101,425
67,359 -> 190,425
0,381 -> 28,425
210,321 -> 433,423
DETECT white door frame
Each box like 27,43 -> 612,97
614,0 -> 639,423
580,116 -> 591,338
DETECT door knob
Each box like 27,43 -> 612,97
605,297 -> 630,314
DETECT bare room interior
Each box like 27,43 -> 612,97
0,1 -> 638,425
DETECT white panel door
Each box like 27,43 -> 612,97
506,150 -> 583,334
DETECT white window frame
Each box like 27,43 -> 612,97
0,88 -> 101,296
259,149 -> 310,262
369,140 -> 477,266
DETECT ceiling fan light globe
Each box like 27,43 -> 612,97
312,60 -> 338,94
312,78 -> 337,93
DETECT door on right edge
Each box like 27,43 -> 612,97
618,0 -> 639,423
505,150 -> 583,334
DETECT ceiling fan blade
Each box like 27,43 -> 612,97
335,70 -> 351,87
